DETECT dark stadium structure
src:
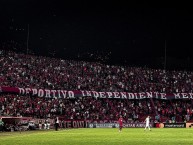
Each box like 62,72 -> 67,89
0,1 -> 193,70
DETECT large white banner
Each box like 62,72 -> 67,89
1,86 -> 193,99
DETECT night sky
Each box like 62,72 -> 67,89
0,1 -> 193,70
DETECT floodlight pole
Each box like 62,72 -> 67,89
27,24 -> 29,54
164,40 -> 167,70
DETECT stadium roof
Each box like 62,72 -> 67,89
0,1 -> 193,70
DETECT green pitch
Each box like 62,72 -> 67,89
0,128 -> 193,145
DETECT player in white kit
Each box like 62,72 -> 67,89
144,116 -> 151,131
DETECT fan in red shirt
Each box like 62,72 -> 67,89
118,115 -> 123,132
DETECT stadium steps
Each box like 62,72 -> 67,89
150,98 -> 157,114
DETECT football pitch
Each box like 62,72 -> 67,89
0,128 -> 193,145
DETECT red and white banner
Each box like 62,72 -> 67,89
1,86 -> 193,100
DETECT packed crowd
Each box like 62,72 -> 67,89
154,99 -> 193,123
0,94 -> 148,121
0,50 -> 192,93
0,49 -> 193,123
0,94 -> 192,123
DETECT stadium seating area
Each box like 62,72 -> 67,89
0,94 -> 192,123
0,49 -> 193,123
0,50 -> 192,93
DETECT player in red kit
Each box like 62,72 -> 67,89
118,115 -> 123,132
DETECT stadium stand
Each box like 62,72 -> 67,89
0,49 -> 193,125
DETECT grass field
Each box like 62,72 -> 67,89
0,128 -> 193,145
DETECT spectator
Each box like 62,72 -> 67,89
0,117 -> 4,131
